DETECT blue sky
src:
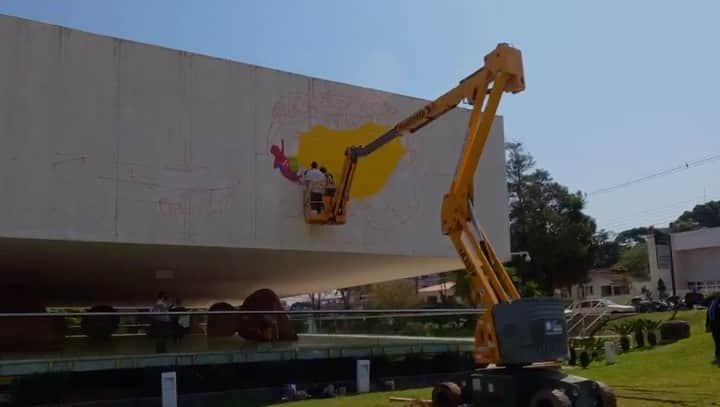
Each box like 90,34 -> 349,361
2,0 -> 718,232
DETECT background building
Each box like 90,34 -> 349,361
647,226 -> 720,297
568,268 -> 645,302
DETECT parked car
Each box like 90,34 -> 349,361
653,300 -> 669,312
685,292 -> 705,308
630,297 -> 654,313
630,297 -> 669,313
701,294 -> 718,308
289,302 -> 314,311
565,298 -> 635,316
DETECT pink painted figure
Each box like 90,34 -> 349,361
270,140 -> 301,183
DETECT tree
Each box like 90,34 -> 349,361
670,200 -> 720,232
614,227 -> 650,246
506,142 -> 597,291
337,288 -> 352,309
641,286 -> 651,300
308,292 -> 324,309
505,265 -> 544,297
452,270 -> 475,305
614,244 -> 649,278
593,230 -> 621,268
368,280 -> 422,309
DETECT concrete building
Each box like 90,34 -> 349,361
567,268 -> 645,302
647,226 -> 720,297
0,15 -> 510,306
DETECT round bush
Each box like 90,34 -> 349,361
660,320 -> 690,343
206,302 -> 238,337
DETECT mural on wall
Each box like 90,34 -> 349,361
270,122 -> 406,199
270,140 -> 302,184
266,85 -> 423,231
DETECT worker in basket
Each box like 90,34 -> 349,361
302,161 -> 326,214
320,166 -> 336,199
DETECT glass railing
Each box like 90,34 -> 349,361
0,308 -> 484,366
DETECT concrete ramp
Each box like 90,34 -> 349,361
0,15 -> 509,306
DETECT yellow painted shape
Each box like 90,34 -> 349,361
296,122 -> 405,199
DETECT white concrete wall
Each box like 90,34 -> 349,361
646,227 -> 720,296
675,247 -> 720,291
672,227 -> 720,251
569,270 -> 643,302
0,14 -> 510,260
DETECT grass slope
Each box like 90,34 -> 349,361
577,310 -> 719,406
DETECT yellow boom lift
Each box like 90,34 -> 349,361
303,44 -> 616,406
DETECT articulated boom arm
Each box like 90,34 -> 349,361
327,44 -> 525,224
328,44 -> 524,226
326,43 -> 526,364
438,44 -> 524,364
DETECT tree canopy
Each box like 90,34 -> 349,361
368,280 -> 421,309
613,243 -> 650,278
506,142 -> 597,291
670,200 -> 720,232
593,229 -> 621,268
614,227 -> 651,246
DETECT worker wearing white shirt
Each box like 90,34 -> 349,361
302,162 -> 326,213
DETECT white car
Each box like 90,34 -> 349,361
565,298 -> 635,316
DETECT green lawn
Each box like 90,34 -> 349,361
228,310 -> 718,406
576,310 -> 720,406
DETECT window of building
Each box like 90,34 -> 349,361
688,280 -> 720,293
612,285 -> 630,295
601,285 -> 612,297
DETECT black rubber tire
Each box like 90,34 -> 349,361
595,381 -> 617,407
529,388 -> 572,407
431,382 -> 462,407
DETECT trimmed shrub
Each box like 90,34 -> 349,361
631,319 -> 646,348
660,320 -> 691,343
610,321 -> 633,352
568,347 -> 577,366
579,351 -> 591,368
648,330 -> 658,347
645,320 -> 662,347
619,336 -> 631,352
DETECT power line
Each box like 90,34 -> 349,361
598,193 -> 720,232
602,203 -> 704,229
602,200 -> 697,225
588,152 -> 720,196
603,215 -> 678,232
